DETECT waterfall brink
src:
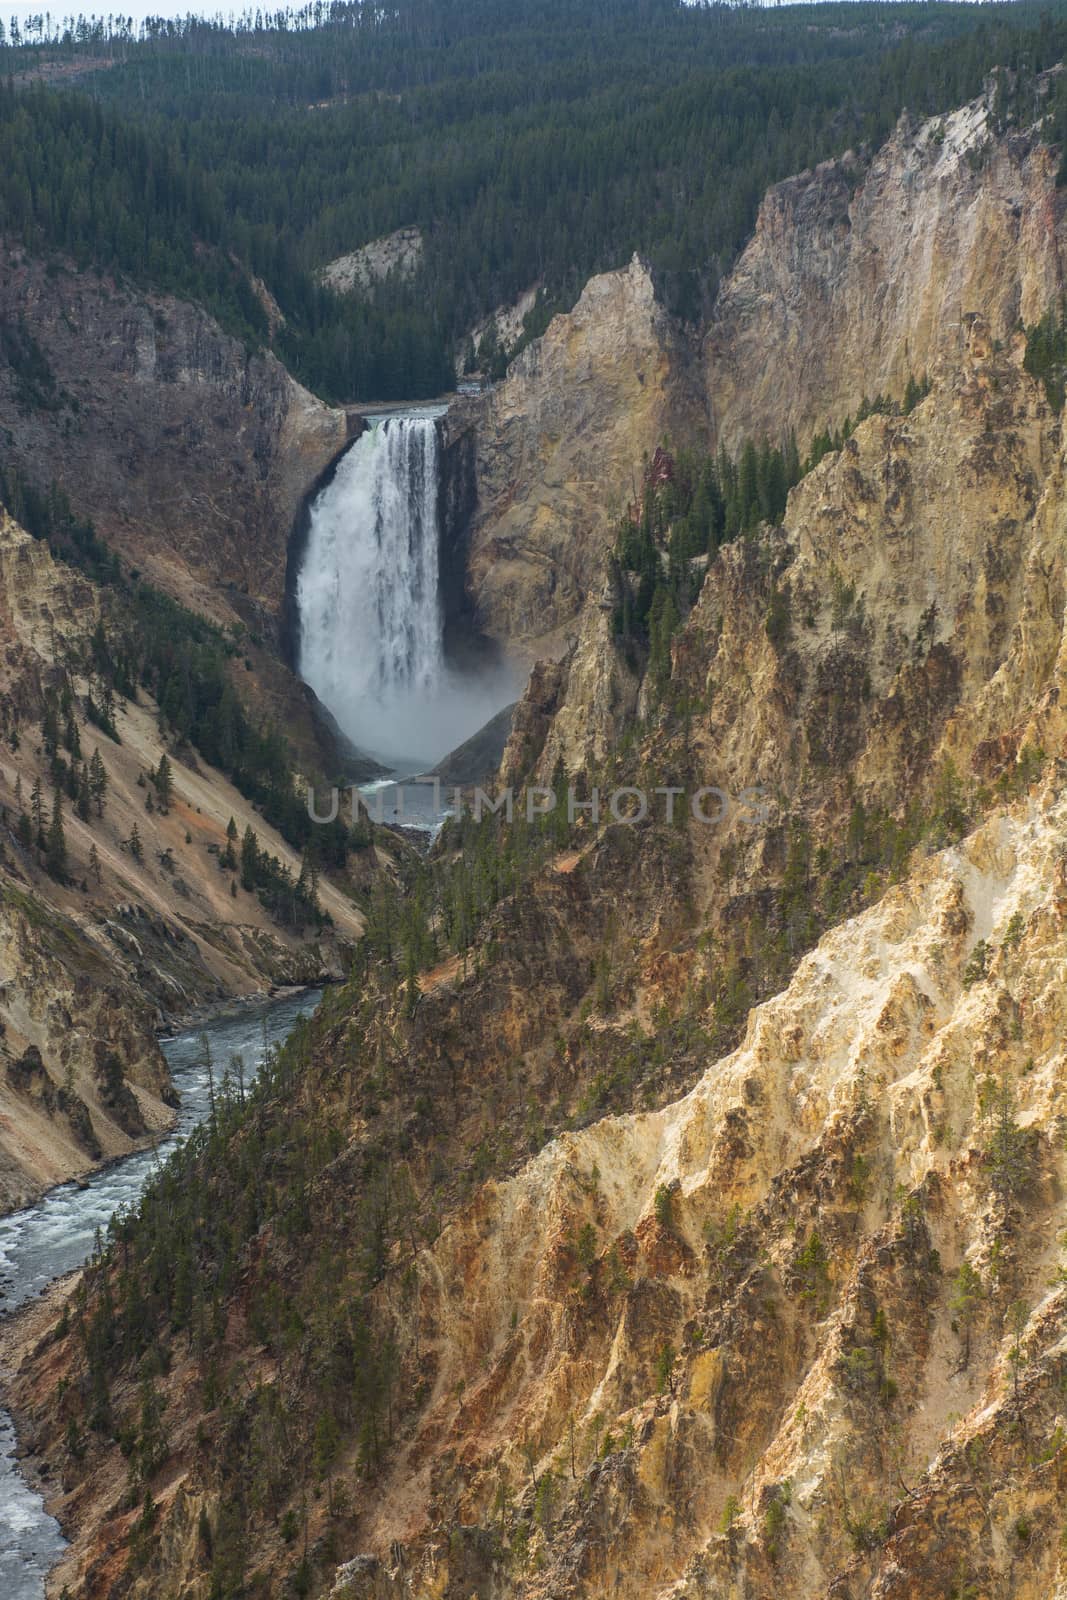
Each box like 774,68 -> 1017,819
297,414 -> 446,766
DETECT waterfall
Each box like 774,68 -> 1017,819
296,413 -> 446,766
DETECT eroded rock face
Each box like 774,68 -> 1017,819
344,785 -> 1067,1600
706,94 -> 1065,453
515,324 -> 1063,809
508,598 -> 641,782
320,226 -> 424,294
0,245 -> 348,630
465,93 -> 1067,656
466,255 -> 703,651
0,899 -> 169,1210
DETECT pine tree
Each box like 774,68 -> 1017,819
155,752 -> 173,814
41,695 -> 60,755
30,776 -> 44,845
89,749 -> 108,817
128,822 -> 143,862
76,762 -> 92,822
986,1078 -> 1031,1201
221,814 -> 239,869
949,1259 -> 982,1370
240,825 -> 258,891
738,439 -> 760,529
297,842 -> 320,907
46,789 -> 68,880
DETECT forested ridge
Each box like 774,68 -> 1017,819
6,1 -> 1067,399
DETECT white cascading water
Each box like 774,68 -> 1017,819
297,413 -> 446,767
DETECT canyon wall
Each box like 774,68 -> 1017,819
0,507 -> 363,1208
4,86 -> 1064,687
15,295 -> 1067,1600
9,84 -> 1067,1599
0,245 -> 349,634
707,94 -> 1067,454
463,89 -> 1067,656
463,255 -> 704,653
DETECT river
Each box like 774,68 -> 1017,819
0,988 -> 322,1600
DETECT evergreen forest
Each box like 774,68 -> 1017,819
5,1 -> 1067,399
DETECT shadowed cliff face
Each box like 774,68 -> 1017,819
437,416 -> 482,661
0,245 -> 348,635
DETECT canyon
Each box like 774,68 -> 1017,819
0,500 -> 365,1207
9,85 -> 1065,676
3,74 -> 1067,1600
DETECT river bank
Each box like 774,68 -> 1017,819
0,1271 -> 78,1597
0,988 -> 323,1600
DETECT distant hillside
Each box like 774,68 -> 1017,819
6,1 -> 1067,399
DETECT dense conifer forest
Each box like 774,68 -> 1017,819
5,1 -> 1067,399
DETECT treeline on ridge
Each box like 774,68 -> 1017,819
4,2 -> 1067,399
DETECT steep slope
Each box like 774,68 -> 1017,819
0,245 -> 349,634
332,782 -> 1067,1600
0,506 -> 363,1209
707,93 -> 1066,454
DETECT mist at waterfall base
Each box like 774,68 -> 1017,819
296,413 -> 517,772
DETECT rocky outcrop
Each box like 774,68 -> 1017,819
458,283 -> 541,379
0,894 -> 170,1211
465,255 -> 703,650
320,226 -> 424,295
0,244 -> 349,633
707,92 -> 1066,453
504,596 -> 641,782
